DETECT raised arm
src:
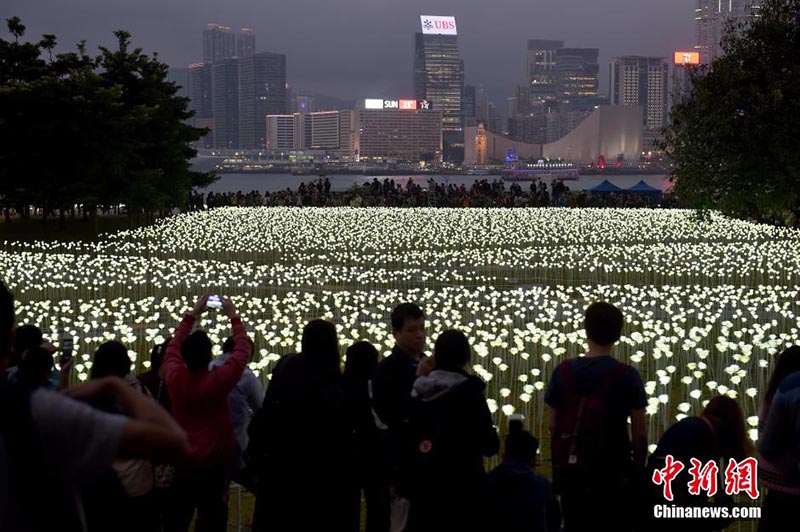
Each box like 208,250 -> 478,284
163,295 -> 208,386
206,298 -> 250,393
65,376 -> 188,463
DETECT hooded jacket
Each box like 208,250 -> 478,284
410,369 -> 499,480
407,369 -> 500,532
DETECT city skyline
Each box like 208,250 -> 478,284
4,0 -> 695,102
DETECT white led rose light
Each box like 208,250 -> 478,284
2,207 -> 799,443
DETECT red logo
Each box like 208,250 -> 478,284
652,457 -> 760,501
687,458 -> 719,497
652,454 -> 684,501
724,457 -> 759,500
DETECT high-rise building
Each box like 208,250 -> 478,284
527,40 -> 563,109
203,24 -> 236,64
308,111 -> 340,150
413,16 -> 464,144
355,104 -> 443,162
238,52 -> 287,149
518,40 -> 601,146
695,0 -> 761,64
237,28 -> 255,58
266,110 -> 355,156
188,62 -> 213,147
610,56 -> 669,131
265,114 -> 295,151
212,58 -> 239,149
462,85 -> 477,127
167,68 -> 190,99
556,48 -> 600,104
610,56 -> 668,151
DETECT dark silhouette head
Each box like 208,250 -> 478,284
222,336 -> 255,361
584,302 -> 624,346
765,346 -> 800,404
504,418 -> 539,466
344,341 -> 379,383
182,330 -> 213,373
703,395 -> 750,460
16,346 -> 54,389
434,329 -> 471,372
11,324 -> 43,367
92,341 -> 131,379
301,319 -> 340,378
148,338 -> 171,374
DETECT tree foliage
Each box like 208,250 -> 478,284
0,20 -> 215,226
663,0 -> 800,220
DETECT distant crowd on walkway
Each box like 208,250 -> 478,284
190,177 -> 672,211
3,275 -> 797,531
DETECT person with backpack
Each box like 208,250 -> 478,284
488,416 -> 561,532
406,329 -> 499,532
643,395 -> 750,532
247,319 -> 350,532
545,301 -> 647,532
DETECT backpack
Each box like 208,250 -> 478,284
551,359 -> 627,484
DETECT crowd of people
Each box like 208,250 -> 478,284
190,177 -> 669,211
1,279 -> 797,532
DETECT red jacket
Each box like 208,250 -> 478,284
163,314 -> 250,467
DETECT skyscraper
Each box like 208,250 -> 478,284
695,0 -> 761,64
556,48 -> 600,103
610,56 -> 668,150
527,39 -> 563,109
462,85 -> 477,127
238,52 -> 287,149
212,58 -> 239,149
203,24 -> 236,64
237,28 -> 256,58
413,16 -> 464,146
187,63 -> 213,147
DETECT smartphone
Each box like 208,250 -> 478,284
207,295 -> 223,310
59,333 -> 74,365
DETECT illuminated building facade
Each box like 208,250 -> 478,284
203,24 -> 235,64
695,0 -> 762,64
238,51 -> 287,149
413,16 -> 464,146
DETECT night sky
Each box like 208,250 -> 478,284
3,0 -> 695,104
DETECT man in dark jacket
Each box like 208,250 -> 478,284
407,329 -> 499,532
371,303 -> 428,529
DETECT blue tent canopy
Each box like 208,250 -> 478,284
589,179 -> 624,193
626,180 -> 662,194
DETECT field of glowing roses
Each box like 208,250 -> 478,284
3,206 -> 800,458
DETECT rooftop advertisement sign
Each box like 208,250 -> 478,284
420,15 -> 457,35
674,51 -> 700,65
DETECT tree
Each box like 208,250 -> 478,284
0,20 -> 214,230
97,31 -> 214,222
662,0 -> 800,221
